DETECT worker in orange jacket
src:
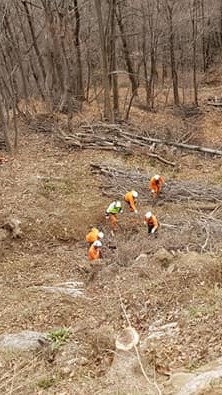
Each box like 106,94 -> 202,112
88,240 -> 102,261
144,211 -> 159,234
124,190 -> 138,213
86,228 -> 104,244
149,174 -> 166,199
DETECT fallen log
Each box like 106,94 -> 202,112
146,152 -> 175,166
117,129 -> 222,156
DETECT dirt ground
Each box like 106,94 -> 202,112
0,103 -> 222,394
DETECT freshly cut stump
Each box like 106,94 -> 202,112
115,327 -> 139,351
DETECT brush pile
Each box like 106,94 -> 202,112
57,121 -> 222,160
91,163 -> 222,204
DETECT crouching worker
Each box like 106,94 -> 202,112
144,211 -> 159,235
124,190 -> 138,213
88,240 -> 102,261
149,174 -> 166,200
105,201 -> 123,231
86,227 -> 104,244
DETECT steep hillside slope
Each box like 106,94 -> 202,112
0,108 -> 222,394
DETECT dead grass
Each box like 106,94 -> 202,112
1,93 -> 222,393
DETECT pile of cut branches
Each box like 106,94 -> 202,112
57,121 -> 222,163
90,164 -> 222,204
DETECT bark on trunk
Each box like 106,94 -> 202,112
94,0 -> 113,121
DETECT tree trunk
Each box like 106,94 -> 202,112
73,0 -> 84,101
200,0 -> 206,72
94,0 -> 113,121
167,5 -> 179,106
116,2 -> 138,95
110,0 -> 119,120
191,0 -> 198,106
0,93 -> 11,152
21,0 -> 46,82
4,15 -> 29,104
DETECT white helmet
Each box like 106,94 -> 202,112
154,174 -> 160,180
145,211 -> 152,219
98,231 -> 104,239
93,240 -> 102,248
132,190 -> 138,198
116,201 -> 122,208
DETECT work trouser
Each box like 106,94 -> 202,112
147,224 -> 159,234
109,213 -> 118,229
124,199 -> 135,212
152,186 -> 161,199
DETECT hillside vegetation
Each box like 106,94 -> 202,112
1,82 -> 222,393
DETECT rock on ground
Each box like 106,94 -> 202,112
0,330 -> 48,351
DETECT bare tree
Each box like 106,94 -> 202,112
190,0 -> 198,106
163,0 -> 180,105
94,0 -> 113,121
115,0 -> 139,95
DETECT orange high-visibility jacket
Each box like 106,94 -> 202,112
86,228 -> 99,243
144,214 -> 158,229
88,244 -> 101,261
124,191 -> 137,212
149,176 -> 165,194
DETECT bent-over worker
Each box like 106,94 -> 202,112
86,227 -> 104,244
105,201 -> 123,230
144,211 -> 159,234
149,174 -> 166,199
88,240 -> 102,261
124,190 -> 138,213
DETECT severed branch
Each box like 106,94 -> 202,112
201,225 -> 210,253
146,152 -> 176,167
118,129 -> 222,156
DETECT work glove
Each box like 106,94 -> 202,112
151,228 -> 155,234
134,210 -> 138,214
144,221 -> 147,226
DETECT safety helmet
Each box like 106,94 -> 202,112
93,240 -> 102,248
116,201 -> 122,208
145,211 -> 152,219
98,231 -> 104,239
154,174 -> 160,180
132,190 -> 138,198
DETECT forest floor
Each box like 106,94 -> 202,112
1,92 -> 222,394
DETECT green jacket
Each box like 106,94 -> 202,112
106,201 -> 122,214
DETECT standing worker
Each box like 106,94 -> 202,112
88,240 -> 102,261
124,190 -> 138,213
105,201 -> 123,231
149,174 -> 166,200
86,227 -> 104,244
144,211 -> 159,234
